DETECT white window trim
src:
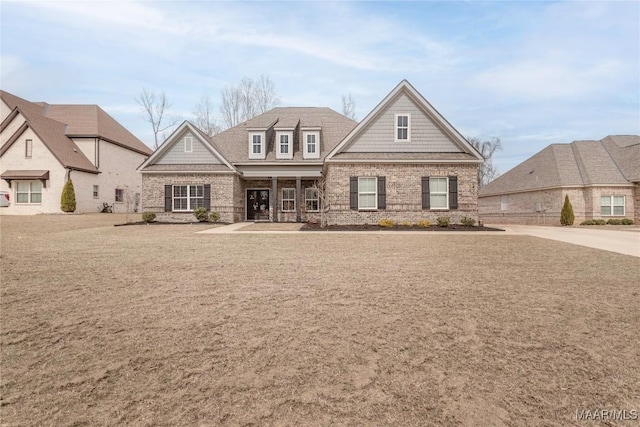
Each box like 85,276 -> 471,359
303,131 -> 320,159
358,177 -> 377,210
25,139 -> 32,158
275,131 -> 294,160
305,187 -> 319,212
15,180 -> 42,204
172,184 -> 204,212
394,113 -> 411,142
429,176 -> 449,210
600,195 -> 625,216
248,132 -> 265,159
282,188 -> 296,212
184,136 -> 193,153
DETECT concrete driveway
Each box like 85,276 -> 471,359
494,224 -> 640,257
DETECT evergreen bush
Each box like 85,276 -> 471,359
193,207 -> 209,222
60,179 -> 76,212
142,212 -> 156,223
436,216 -> 450,227
560,195 -> 574,226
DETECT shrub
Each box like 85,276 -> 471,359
193,207 -> 209,222
416,219 -> 431,228
460,217 -> 476,227
436,216 -> 450,227
621,218 -> 634,225
378,218 -> 396,228
560,195 -> 575,226
594,219 -> 606,225
60,179 -> 76,212
400,221 -> 413,227
209,211 -> 221,223
142,212 -> 156,223
580,220 -> 595,225
607,218 -> 622,225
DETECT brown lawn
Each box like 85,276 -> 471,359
1,214 -> 639,426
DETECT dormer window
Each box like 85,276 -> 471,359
395,114 -> 411,142
280,135 -> 289,154
184,136 -> 193,152
303,131 -> 320,159
248,131 -> 266,159
275,130 -> 294,159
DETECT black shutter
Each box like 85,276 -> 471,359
377,176 -> 386,210
204,184 -> 211,210
422,176 -> 430,209
449,176 -> 458,209
350,177 -> 358,210
164,185 -> 172,212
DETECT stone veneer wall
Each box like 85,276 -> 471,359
324,163 -> 479,225
478,186 -> 635,225
141,173 -> 241,223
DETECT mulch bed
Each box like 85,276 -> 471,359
301,223 -> 504,231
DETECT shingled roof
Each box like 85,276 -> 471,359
210,107 -> 357,163
479,135 -> 640,197
1,90 -> 151,159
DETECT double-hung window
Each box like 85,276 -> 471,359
358,177 -> 377,210
305,188 -> 319,212
173,185 -> 204,211
395,114 -> 410,142
93,185 -> 99,199
429,177 -> 448,210
16,181 -> 42,204
601,195 -> 625,216
115,188 -> 124,203
252,134 -> 262,154
280,134 -> 289,154
306,134 -> 316,154
282,188 -> 295,212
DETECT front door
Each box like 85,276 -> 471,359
246,189 -> 270,221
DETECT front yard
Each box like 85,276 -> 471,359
1,214 -> 638,425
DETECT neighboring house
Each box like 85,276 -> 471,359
139,80 -> 484,224
478,135 -> 640,224
0,91 -> 152,214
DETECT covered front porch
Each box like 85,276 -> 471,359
237,163 -> 323,223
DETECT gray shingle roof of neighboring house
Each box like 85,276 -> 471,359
210,107 -> 357,163
44,105 -> 152,155
1,105 -> 99,174
1,91 -> 151,156
1,90 -> 151,173
479,135 -> 640,197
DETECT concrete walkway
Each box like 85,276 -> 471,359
199,222 -> 640,258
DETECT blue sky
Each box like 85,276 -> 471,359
1,0 -> 638,173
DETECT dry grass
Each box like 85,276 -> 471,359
1,214 -> 639,426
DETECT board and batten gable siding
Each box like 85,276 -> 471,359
343,92 -> 463,153
156,131 -> 222,165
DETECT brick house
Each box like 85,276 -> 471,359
478,135 -> 640,224
1,90 -> 152,214
138,80 -> 484,224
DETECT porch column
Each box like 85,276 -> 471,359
272,177 -> 278,223
296,177 -> 302,223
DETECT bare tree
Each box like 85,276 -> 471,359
193,94 -> 221,137
136,89 -> 181,149
468,137 -> 502,187
341,93 -> 357,120
220,75 -> 280,129
312,175 -> 330,228
255,75 -> 280,114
